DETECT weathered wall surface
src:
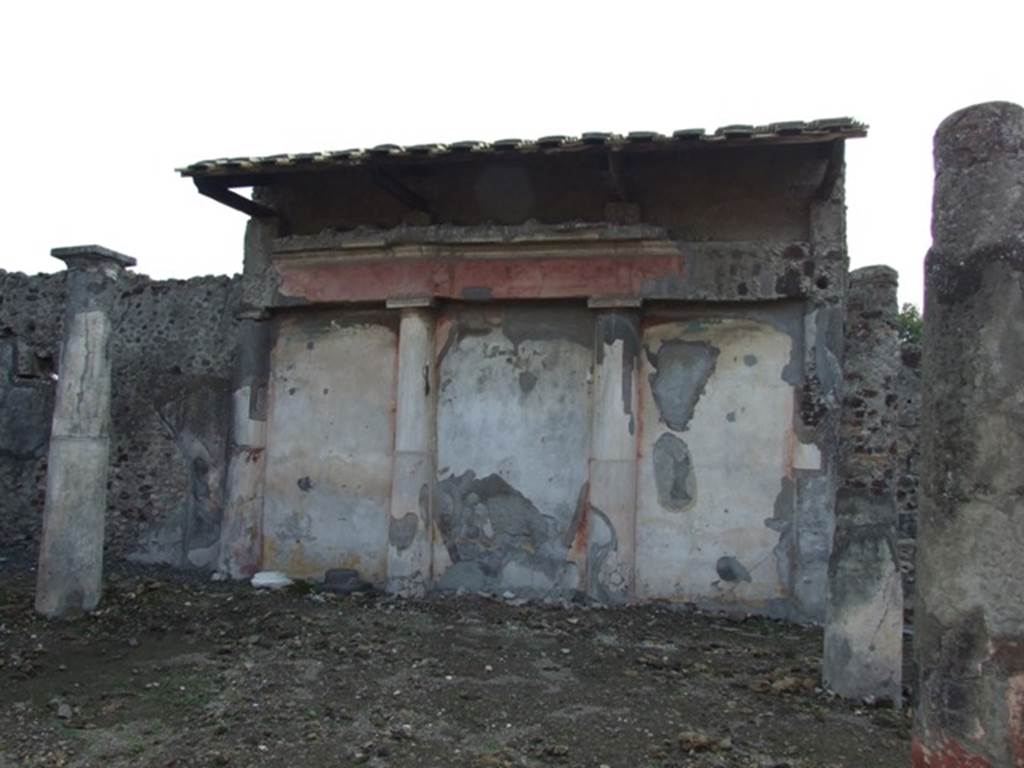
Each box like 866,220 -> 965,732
825,265 -> 903,702
0,271 -> 64,557
915,101 -> 1024,767
261,310 -> 397,581
0,268 -> 240,567
433,306 -> 593,596
253,297 -> 839,619
895,341 -> 921,610
634,306 -> 808,615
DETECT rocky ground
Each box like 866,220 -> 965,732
0,564 -> 911,767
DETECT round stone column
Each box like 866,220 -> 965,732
915,101 -> 1024,767
35,245 -> 135,617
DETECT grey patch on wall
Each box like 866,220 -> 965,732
596,312 -> 641,432
389,513 -> 420,551
130,376 -> 233,569
518,370 -> 538,395
418,482 -> 431,525
812,304 -> 845,401
643,303 -> 803,387
436,470 -> 569,590
500,306 -> 593,353
653,432 -> 696,511
768,475 -> 797,594
716,555 -> 752,583
743,354 -> 758,366
437,306 -> 593,374
461,287 -> 494,301
645,340 -> 719,432
586,505 -> 619,601
435,313 -> 494,366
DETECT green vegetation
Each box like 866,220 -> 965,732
897,303 -> 923,344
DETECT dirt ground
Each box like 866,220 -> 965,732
0,564 -> 911,768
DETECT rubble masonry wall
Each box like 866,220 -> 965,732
0,268 -> 240,568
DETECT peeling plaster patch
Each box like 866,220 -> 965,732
645,340 -> 719,432
769,475 -> 797,591
596,313 -> 641,423
278,506 -> 316,544
389,513 -> 419,551
743,354 -> 758,366
518,370 -> 538,395
586,505 -> 619,600
437,470 -> 563,582
418,482 -> 430,519
792,441 -> 822,471
501,307 -> 592,352
772,475 -> 796,524
653,432 -> 696,511
716,556 -> 752,583
434,306 -> 592,596
437,560 -> 487,592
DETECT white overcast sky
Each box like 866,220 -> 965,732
3,1 -> 1022,307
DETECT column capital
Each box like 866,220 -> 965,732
51,244 -> 136,274
386,296 -> 435,309
587,296 -> 642,310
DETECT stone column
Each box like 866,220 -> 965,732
823,265 -> 903,704
586,309 -> 641,603
792,152 -> 850,624
386,303 -> 437,596
216,314 -> 271,578
35,245 -> 135,617
915,101 -> 1024,767
217,217 -> 278,578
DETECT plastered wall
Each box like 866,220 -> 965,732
259,300 -> 829,617
261,310 -> 397,580
636,308 -> 806,613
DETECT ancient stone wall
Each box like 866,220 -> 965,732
834,274 -> 922,615
0,268 -> 240,568
895,341 -> 921,611
825,265 -> 903,701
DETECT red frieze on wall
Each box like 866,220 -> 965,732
274,250 -> 686,305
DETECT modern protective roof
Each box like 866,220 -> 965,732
178,117 -> 866,180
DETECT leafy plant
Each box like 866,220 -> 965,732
897,303 -> 923,344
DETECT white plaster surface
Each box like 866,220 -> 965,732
591,338 -> 636,461
50,311 -> 112,437
387,309 -> 437,595
588,328 -> 640,601
262,314 -> 396,582
433,307 -> 592,594
636,316 -> 796,608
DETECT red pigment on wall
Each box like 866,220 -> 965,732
275,253 -> 685,304
912,736 -> 992,768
